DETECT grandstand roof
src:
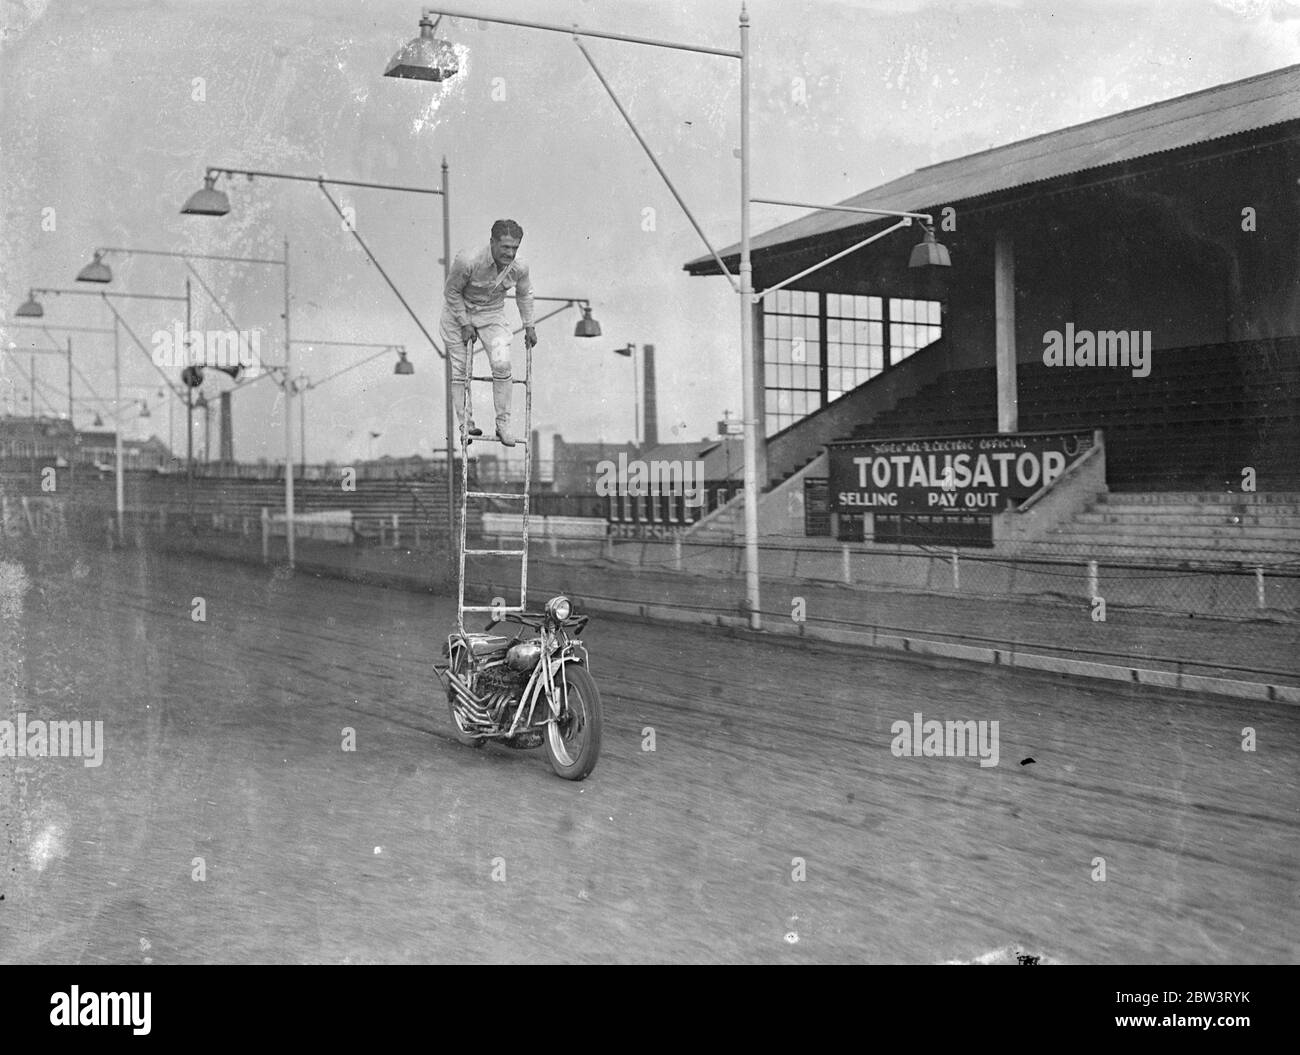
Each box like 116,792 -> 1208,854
685,63 -> 1300,274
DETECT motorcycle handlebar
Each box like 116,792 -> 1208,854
491,611 -> 589,634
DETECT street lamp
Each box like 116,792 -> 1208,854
385,13 -> 459,81
179,174 -> 230,217
574,305 -> 602,338
13,286 -> 191,540
385,5 -> 764,626
506,295 -> 603,338
613,342 -> 639,446
77,243 -> 287,470
181,163 -> 452,560
392,7 -> 954,629
289,340 -> 413,472
747,198 -> 950,303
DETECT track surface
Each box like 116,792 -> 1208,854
1,547 -> 1297,964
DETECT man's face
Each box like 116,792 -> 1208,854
491,235 -> 521,269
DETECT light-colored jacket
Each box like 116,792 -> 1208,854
443,244 -> 535,327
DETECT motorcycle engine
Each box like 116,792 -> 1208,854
477,663 -> 529,722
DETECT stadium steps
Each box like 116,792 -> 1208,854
1043,492 -> 1300,563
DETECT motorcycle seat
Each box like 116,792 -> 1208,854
465,634 -> 513,656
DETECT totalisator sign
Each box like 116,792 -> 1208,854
828,430 -> 1095,515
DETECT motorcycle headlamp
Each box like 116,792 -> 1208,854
545,596 -> 572,624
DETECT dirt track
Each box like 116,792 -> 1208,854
1,547 -> 1296,963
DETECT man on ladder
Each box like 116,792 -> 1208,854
441,219 -> 538,447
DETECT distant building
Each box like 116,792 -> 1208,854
0,416 -> 76,468
551,435 -> 640,494
77,430 -> 172,471
0,417 -> 177,475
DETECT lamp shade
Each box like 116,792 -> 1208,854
394,349 -> 414,375
574,306 -> 602,338
908,226 -> 951,268
77,252 -> 113,283
15,293 -> 43,318
384,16 -> 459,82
613,343 -> 633,357
139,400 -> 150,418
181,175 -> 230,216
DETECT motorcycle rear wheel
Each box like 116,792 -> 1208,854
544,663 -> 602,781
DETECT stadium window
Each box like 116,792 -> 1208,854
888,297 -> 942,363
761,289 -> 821,437
825,294 -> 887,395
761,290 -> 941,437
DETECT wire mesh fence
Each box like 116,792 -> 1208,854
5,490 -> 1297,625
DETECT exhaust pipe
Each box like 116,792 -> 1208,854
446,670 -> 493,727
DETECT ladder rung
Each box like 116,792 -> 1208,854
465,548 -> 526,556
469,375 -> 529,385
468,436 -> 528,446
461,605 -> 524,613
466,491 -> 527,499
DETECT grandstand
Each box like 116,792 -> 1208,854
683,64 -> 1300,567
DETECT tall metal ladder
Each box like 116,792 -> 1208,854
456,335 -> 533,635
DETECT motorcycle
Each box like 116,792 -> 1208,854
434,595 -> 603,780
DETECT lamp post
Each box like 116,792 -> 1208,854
288,340 -> 413,474
181,164 -> 450,561
2,323 -> 121,487
388,8 -> 952,629
14,286 -> 192,539
77,244 -> 286,488
385,5 -> 762,625
612,342 -> 639,447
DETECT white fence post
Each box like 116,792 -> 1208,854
392,513 -> 400,549
1256,565 -> 1266,609
1087,559 -> 1099,600
841,544 -> 851,585
951,548 -> 960,591
261,507 -> 269,563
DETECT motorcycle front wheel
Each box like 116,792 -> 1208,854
545,663 -> 603,781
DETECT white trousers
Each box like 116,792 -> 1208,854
441,310 -> 514,427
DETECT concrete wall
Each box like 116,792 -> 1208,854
995,431 -> 1108,547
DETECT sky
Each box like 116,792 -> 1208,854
1,0 -> 1298,469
